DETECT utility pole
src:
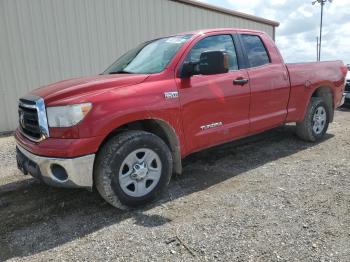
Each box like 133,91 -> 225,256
316,36 -> 319,61
312,0 -> 332,61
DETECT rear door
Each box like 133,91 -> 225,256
239,34 -> 290,133
176,33 -> 251,153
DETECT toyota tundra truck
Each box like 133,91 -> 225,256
15,28 -> 347,208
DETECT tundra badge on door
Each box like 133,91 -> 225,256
164,92 -> 179,99
200,122 -> 223,130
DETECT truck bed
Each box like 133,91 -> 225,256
285,60 -> 345,122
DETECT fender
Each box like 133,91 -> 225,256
299,83 -> 334,122
286,81 -> 335,123
95,115 -> 184,176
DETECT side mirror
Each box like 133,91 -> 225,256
180,62 -> 196,78
199,51 -> 229,75
180,51 -> 229,78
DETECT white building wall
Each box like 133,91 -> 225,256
0,0 -> 275,132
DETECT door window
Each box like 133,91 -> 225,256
241,34 -> 270,68
185,35 -> 239,71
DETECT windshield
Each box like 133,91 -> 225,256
104,34 -> 192,75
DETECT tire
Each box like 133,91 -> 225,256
94,130 -> 173,209
296,97 -> 330,142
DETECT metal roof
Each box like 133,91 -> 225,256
173,0 -> 280,27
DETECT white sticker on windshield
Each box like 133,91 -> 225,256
165,37 -> 187,44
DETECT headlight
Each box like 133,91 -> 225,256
47,103 -> 92,127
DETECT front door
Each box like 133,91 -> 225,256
176,34 -> 251,153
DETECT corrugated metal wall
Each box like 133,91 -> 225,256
0,0 -> 275,132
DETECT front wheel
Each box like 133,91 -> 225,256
94,131 -> 173,209
296,97 -> 330,142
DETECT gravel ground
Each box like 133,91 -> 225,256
0,109 -> 349,262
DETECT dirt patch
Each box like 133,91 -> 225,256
0,110 -> 350,261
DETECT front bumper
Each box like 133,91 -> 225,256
15,129 -> 103,158
16,144 -> 95,189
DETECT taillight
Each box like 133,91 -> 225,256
341,65 -> 348,76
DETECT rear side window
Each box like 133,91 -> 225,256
241,34 -> 270,68
185,35 -> 239,71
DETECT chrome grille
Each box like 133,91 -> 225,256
18,96 -> 49,142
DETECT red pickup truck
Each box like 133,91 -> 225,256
16,28 -> 347,208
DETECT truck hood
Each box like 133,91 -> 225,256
31,74 -> 149,104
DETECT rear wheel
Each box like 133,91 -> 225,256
296,97 -> 329,142
94,131 -> 173,209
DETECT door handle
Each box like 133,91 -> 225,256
233,78 -> 249,86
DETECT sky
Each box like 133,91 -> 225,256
198,0 -> 350,64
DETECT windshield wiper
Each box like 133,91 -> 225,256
109,70 -> 134,74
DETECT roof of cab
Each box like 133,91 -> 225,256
177,28 -> 266,36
